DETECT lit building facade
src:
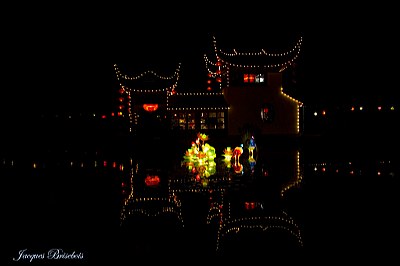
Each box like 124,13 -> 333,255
113,34 -> 304,138
204,35 -> 304,137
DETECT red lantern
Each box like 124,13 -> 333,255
145,175 -> 160,186
143,104 -> 159,112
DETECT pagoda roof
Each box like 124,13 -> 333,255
204,35 -> 303,74
114,63 -> 181,93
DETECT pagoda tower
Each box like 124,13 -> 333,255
203,35 -> 304,136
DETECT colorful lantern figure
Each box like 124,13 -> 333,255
222,147 -> 233,168
248,136 -> 257,171
232,147 -> 243,174
182,133 -> 216,183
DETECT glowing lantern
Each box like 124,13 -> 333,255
182,133 -> 216,180
143,104 -> 159,112
222,147 -> 233,168
232,147 -> 243,173
145,175 -> 160,186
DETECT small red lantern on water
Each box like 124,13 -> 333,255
145,175 -> 160,186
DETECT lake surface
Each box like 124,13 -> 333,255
4,133 -> 400,264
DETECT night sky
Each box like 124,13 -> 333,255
2,10 -> 399,122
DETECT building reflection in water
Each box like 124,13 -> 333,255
206,190 -> 303,254
120,162 -> 184,227
119,143 -> 305,256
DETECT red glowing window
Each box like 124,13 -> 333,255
243,74 -> 256,83
143,104 -> 159,112
244,201 -> 256,210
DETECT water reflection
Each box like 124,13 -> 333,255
116,140 -> 306,258
120,164 -> 184,227
3,139 -> 399,261
207,190 -> 303,255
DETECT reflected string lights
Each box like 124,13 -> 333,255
119,162 -> 184,227
3,144 -> 397,256
206,193 -> 303,253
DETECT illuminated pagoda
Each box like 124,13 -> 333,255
204,35 -> 304,136
113,63 -> 181,135
113,62 -> 230,137
113,33 -> 304,138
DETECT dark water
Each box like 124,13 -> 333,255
3,133 -> 400,264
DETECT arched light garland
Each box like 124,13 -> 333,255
215,211 -> 303,251
120,196 -> 184,227
114,63 -> 181,81
114,63 -> 180,94
219,36 -> 303,57
204,35 -> 302,72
